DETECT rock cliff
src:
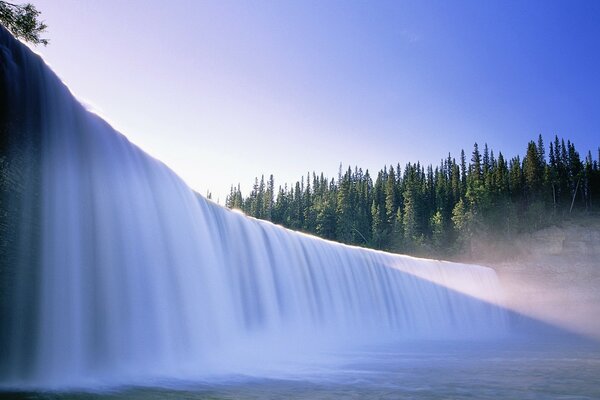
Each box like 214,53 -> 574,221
472,217 -> 600,339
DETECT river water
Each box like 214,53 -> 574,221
6,338 -> 600,399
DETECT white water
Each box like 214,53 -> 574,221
0,27 -> 508,390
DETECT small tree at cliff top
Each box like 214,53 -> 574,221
0,1 -> 48,45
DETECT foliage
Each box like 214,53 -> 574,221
0,1 -> 48,45
226,135 -> 600,258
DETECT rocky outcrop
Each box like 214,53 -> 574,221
472,217 -> 600,339
518,220 -> 600,258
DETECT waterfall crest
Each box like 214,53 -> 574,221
0,27 -> 508,389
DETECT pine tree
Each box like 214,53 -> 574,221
430,210 -> 445,251
336,167 -> 354,243
567,141 -> 584,211
451,198 -> 471,254
265,174 -> 275,221
471,143 -> 483,182
303,172 -> 317,232
316,192 -> 337,239
460,149 -> 467,196
385,166 -> 398,226
509,156 -> 523,202
371,171 -> 388,248
227,135 -> 598,257
537,134 -> 546,166
523,141 -> 543,202
483,143 -> 490,177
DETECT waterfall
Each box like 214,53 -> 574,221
0,26 -> 508,389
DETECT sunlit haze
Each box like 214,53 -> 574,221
33,0 -> 600,201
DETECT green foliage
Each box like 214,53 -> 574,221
0,1 -> 48,45
226,135 -> 600,258
451,198 -> 471,252
430,210 -> 445,251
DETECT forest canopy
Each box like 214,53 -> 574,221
226,135 -> 600,258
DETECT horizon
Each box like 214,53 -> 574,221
31,0 -> 600,202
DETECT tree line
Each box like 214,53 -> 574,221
225,135 -> 600,257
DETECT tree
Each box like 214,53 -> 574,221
430,210 -> 445,251
371,171 -> 388,248
316,193 -> 337,239
0,1 -> 48,45
227,135 -> 599,258
523,141 -> 543,201
509,156 -> 523,202
384,165 -> 398,226
460,149 -> 467,196
264,174 -> 275,221
483,143 -> 490,176
402,190 -> 418,247
470,143 -> 483,182
451,198 -> 471,253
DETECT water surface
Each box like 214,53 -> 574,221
6,339 -> 599,399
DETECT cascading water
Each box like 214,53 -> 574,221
0,26 -> 509,390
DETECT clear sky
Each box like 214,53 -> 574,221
32,0 -> 600,202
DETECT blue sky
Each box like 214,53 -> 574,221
33,0 -> 600,202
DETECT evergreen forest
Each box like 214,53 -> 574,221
225,135 -> 600,257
